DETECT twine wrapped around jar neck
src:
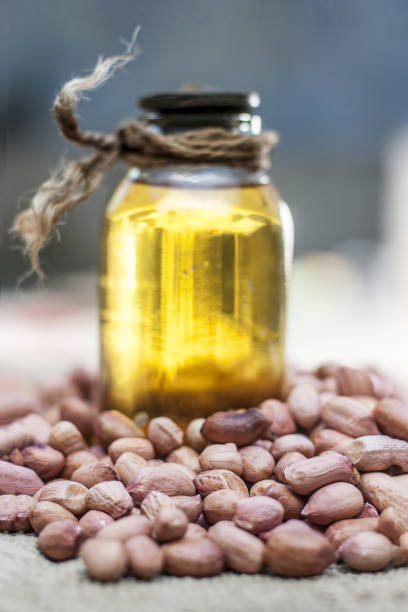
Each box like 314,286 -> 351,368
11,30 -> 278,279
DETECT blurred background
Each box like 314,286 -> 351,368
1,0 -> 408,386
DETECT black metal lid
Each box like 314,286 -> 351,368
139,92 -> 260,115
138,92 -> 262,133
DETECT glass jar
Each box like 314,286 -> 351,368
100,92 -> 293,426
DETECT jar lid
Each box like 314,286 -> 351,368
138,92 -> 260,115
138,92 -> 261,134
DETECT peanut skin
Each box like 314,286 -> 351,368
283,452 -> 354,495
81,538 -> 127,581
0,461 -> 44,496
325,517 -> 379,549
38,519 -> 82,561
374,399 -> 408,442
265,519 -> 335,576
126,535 -> 163,579
233,496 -> 284,534
258,399 -> 297,437
302,482 -> 364,526
163,536 -> 224,577
208,521 -> 264,573
338,531 -> 396,571
201,409 -> 269,447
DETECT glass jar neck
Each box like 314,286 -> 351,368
129,165 -> 270,188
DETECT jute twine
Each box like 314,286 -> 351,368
11,29 -> 278,279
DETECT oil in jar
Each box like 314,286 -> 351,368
100,175 -> 288,425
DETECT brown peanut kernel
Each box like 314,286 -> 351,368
201,409 -> 269,447
147,417 -> 183,456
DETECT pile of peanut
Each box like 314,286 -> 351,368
1,364 -> 408,580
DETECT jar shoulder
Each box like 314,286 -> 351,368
105,168 -> 287,225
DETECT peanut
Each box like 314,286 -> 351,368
233,496 -> 284,534
199,443 -> 243,475
271,434 -> 314,460
29,501 -> 78,533
162,462 -> 196,480
201,408 -> 269,447
0,461 -> 44,496
310,427 -> 353,455
249,479 -> 277,496
81,538 -> 127,581
115,451 -> 147,485
208,520 -> 264,573
0,494 -> 17,531
21,445 -> 65,480
78,510 -> 113,538
38,519 -> 82,561
141,491 -> 175,521
264,519 -> 335,576
163,536 -> 224,577
338,531 -> 396,571
71,462 -> 118,488
94,410 -> 145,446
86,481 -> 133,519
258,399 -> 296,437
336,366 -> 393,399
0,419 -> 33,456
359,473 -> 408,521
378,506 -> 407,544
49,421 -> 86,455
185,418 -> 207,452
172,494 -> 203,522
147,417 -> 183,456
126,535 -> 163,579
325,517 -> 379,549
345,435 -> 408,472
68,368 -> 98,400
194,469 -> 248,498
302,482 -> 364,525
167,446 -> 200,473
274,451 -> 306,483
97,515 -> 151,541
322,396 -> 379,437
38,480 -> 88,515
13,495 -> 36,531
287,384 -> 321,429
0,494 -> 34,532
108,437 -> 155,463
315,362 -> 340,378
264,481 -> 304,520
62,450 -> 99,479
374,399 -> 408,442
152,506 -> 188,542
60,396 -> 98,440
203,490 -> 240,524
281,372 -> 322,399
0,386 -> 41,424
127,466 -> 196,505
283,452 -> 354,495
239,445 -> 275,482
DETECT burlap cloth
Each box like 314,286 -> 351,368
1,532 -> 406,612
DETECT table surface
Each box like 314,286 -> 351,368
1,532 -> 406,612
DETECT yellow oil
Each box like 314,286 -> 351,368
100,176 -> 287,425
